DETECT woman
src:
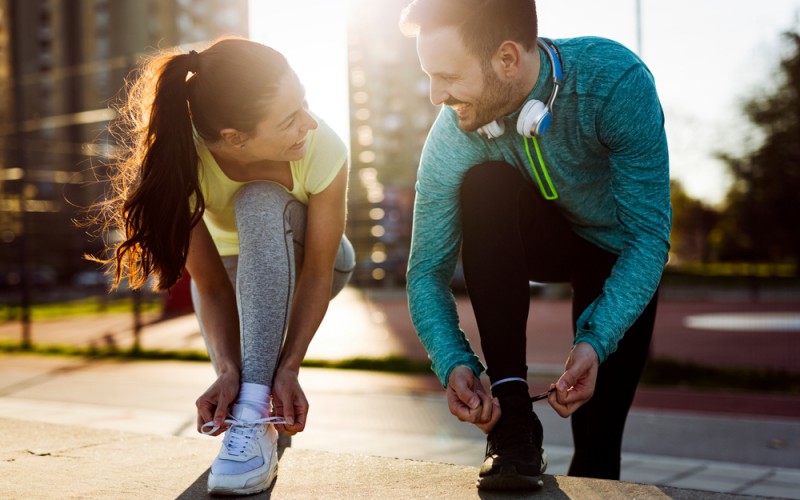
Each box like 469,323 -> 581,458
99,38 -> 354,495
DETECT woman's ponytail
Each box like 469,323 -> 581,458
104,51 -> 204,290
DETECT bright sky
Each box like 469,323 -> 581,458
249,0 -> 800,205
248,1 -> 350,149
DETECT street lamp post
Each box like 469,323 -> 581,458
11,86 -> 31,350
18,183 -> 32,349
636,0 -> 643,57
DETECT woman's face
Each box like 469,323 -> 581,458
245,70 -> 318,162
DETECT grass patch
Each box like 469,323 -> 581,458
641,358 -> 800,396
0,342 -> 432,373
666,261 -> 796,279
302,356 -> 432,373
0,341 -> 209,362
2,342 -> 798,395
0,296 -> 161,321
0,341 -> 91,358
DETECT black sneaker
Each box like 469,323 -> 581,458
477,395 -> 547,491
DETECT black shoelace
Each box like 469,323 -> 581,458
529,387 -> 556,403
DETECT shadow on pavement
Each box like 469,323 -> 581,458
175,469 -> 210,499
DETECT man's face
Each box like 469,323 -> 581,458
417,25 -> 513,132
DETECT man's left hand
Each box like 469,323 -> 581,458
548,342 -> 599,417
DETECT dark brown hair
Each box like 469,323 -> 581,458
96,38 -> 289,290
400,0 -> 538,64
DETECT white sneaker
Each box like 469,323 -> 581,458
203,403 -> 284,496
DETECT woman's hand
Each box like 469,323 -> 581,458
271,367 -> 308,435
196,369 -> 240,435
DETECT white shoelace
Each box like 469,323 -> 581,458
201,415 -> 287,458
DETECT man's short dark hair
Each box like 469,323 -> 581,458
400,0 -> 538,63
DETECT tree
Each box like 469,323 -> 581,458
715,29 -> 800,267
669,180 -> 719,264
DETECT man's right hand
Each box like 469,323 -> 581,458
446,366 -> 501,433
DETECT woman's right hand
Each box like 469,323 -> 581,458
196,369 -> 240,435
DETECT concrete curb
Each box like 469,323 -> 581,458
1,417 -> 756,499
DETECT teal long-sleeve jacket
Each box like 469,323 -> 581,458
406,37 -> 672,387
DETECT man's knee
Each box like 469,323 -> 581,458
461,161 -> 520,205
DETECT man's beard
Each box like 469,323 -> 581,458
451,66 -> 515,132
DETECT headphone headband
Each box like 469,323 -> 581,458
538,38 -> 562,113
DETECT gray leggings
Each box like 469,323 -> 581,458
191,181 -> 355,386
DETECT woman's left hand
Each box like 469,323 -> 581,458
271,367 -> 308,435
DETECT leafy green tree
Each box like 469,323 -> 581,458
669,180 -> 718,264
715,29 -> 800,267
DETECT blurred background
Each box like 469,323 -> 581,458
0,0 -> 798,370
1,3 -> 799,496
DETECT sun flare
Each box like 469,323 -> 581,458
248,0 -> 350,146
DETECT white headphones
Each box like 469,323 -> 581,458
478,38 -> 563,139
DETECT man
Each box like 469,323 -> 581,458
399,0 -> 671,491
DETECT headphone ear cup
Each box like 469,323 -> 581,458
478,119 -> 505,139
534,111 -> 553,136
517,100 -> 548,138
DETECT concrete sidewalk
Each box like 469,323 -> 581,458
1,354 -> 799,499
3,417 -> 755,500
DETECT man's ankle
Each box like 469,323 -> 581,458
491,378 -> 529,399
496,394 -> 532,414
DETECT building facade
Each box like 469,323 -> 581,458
346,0 -> 438,287
0,0 -> 247,298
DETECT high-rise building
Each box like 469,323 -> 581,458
346,0 -> 438,287
0,0 -> 248,296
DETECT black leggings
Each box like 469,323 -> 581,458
460,161 -> 659,480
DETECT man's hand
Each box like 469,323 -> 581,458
196,369 -> 240,435
548,342 -> 599,417
446,366 -> 501,433
272,367 -> 308,435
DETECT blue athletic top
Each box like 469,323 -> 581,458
406,37 -> 672,386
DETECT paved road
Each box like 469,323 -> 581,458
2,287 -> 799,373
361,288 -> 800,373
1,354 -> 799,499
1,287 -> 798,420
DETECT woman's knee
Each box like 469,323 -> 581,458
335,236 -> 356,273
330,236 -> 355,299
235,181 -> 293,214
235,182 -> 307,236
